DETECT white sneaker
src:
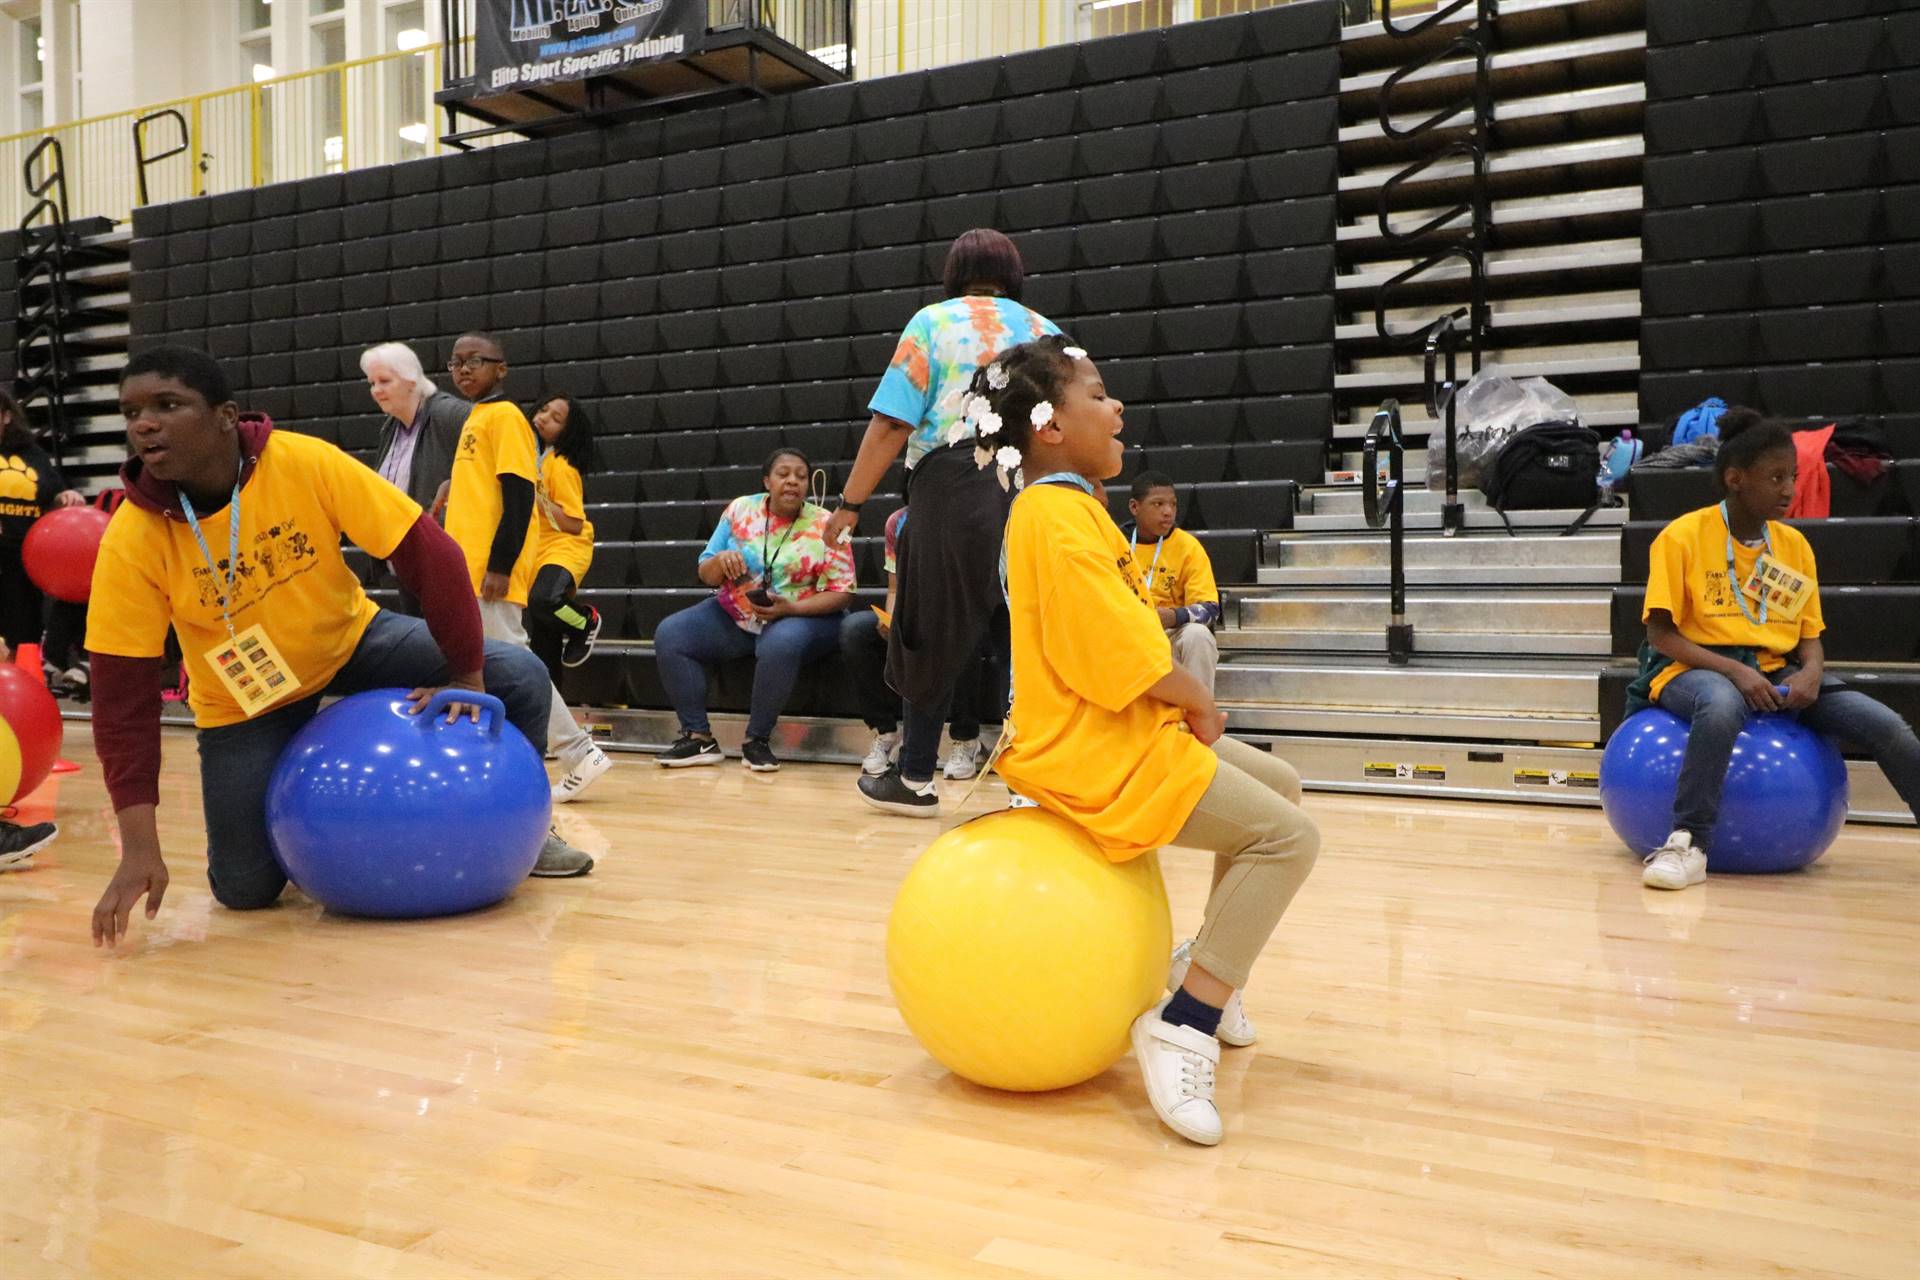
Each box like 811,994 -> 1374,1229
862,731 -> 899,776
1168,939 -> 1257,1047
1007,792 -> 1039,810
943,737 -> 982,780
552,745 -> 612,803
1130,1001 -> 1223,1146
1642,829 -> 1707,890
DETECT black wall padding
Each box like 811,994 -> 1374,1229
1641,1 -> 1919,448
120,4 -> 1342,659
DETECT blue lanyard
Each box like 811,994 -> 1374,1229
1029,471 -> 1094,495
1128,527 -> 1167,589
1720,500 -> 1773,626
179,481 -> 243,640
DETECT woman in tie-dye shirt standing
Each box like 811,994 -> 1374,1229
824,229 -> 1064,817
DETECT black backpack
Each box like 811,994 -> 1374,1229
1480,419 -> 1602,535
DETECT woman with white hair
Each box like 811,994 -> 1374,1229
362,342 -> 469,613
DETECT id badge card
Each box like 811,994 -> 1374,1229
1740,552 -> 1813,622
203,624 -> 303,717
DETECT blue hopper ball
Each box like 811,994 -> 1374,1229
1598,705 -> 1849,874
266,689 -> 552,917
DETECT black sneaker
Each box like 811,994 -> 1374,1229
561,604 -> 602,668
0,820 -> 57,871
857,767 -> 940,818
658,733 -> 722,768
742,738 -> 779,772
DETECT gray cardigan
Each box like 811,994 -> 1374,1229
375,388 -> 469,510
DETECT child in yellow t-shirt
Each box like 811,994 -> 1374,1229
443,333 -> 610,803
1632,412 -> 1919,890
526,393 -> 601,681
977,335 -> 1320,1147
1125,471 -> 1221,692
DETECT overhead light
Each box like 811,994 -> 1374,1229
252,63 -> 276,82
396,28 -> 429,51
398,123 -> 430,145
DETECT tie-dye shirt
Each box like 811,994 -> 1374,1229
869,295 -> 1063,468
699,493 -> 858,630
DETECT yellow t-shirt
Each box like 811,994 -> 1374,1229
1135,526 -> 1218,615
444,398 -> 538,607
87,431 -> 421,729
1641,504 -> 1825,700
996,483 -> 1220,862
534,449 -> 594,583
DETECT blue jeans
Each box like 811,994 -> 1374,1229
1657,666 -> 1920,851
653,596 -> 843,741
196,610 -> 554,910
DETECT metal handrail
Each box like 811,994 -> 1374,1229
1362,400 -> 1414,664
1377,33 -> 1486,141
1373,243 -> 1483,345
132,108 -> 191,207
1380,0 -> 1477,38
16,136 -> 72,465
1422,309 -> 1471,535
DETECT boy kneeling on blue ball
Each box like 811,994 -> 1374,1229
1629,410 -> 1920,890
87,346 -> 592,947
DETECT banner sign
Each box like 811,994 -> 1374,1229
476,0 -> 704,93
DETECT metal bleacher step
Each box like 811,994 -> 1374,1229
1328,404 -> 1641,442
1224,589 -> 1612,657
1340,134 -> 1645,199
1338,29 -> 1646,99
1339,82 -> 1645,149
1336,348 -> 1641,393
1215,655 -> 1602,741
1335,239 -> 1642,295
1261,530 -> 1620,586
1338,300 -> 1642,346
1339,187 -> 1644,254
1290,504 -> 1625,534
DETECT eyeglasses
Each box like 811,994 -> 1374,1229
448,356 -> 505,372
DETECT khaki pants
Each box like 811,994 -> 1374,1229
1171,735 -> 1319,990
478,598 -> 595,767
1170,622 -> 1218,693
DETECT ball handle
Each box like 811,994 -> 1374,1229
1775,684 -> 1792,698
416,689 -> 506,737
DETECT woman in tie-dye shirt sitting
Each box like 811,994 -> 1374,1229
653,447 -> 856,772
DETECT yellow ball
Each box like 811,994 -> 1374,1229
886,808 -> 1172,1092
0,717 -> 19,810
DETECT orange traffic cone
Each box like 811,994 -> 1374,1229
15,643 -> 79,773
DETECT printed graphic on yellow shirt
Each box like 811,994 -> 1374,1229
0,455 -> 39,518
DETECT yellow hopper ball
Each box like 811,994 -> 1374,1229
886,808 -> 1172,1093
0,716 -> 19,808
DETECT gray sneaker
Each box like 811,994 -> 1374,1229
532,829 -> 594,878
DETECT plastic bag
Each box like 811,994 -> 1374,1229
1428,364 -> 1583,491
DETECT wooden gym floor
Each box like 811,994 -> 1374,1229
2,725 -> 1915,1279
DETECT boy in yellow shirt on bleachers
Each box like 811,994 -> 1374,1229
1124,470 -> 1220,692
978,335 -> 1320,1147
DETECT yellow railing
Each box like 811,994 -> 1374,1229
0,44 -> 454,229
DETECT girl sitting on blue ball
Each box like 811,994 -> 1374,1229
1630,410 -> 1920,890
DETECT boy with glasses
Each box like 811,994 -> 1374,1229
443,333 -> 611,803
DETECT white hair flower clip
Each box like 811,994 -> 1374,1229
947,422 -> 972,446
1030,401 -> 1055,429
985,362 -> 1010,391
974,444 -> 994,470
995,444 -> 1022,472
1062,346 -> 1087,360
976,408 -> 1002,437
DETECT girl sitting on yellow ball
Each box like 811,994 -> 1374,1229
978,335 -> 1321,1145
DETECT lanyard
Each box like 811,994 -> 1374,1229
759,496 -> 801,589
1029,471 -> 1094,495
1720,500 -> 1773,626
1128,527 -> 1167,589
179,481 -> 244,641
